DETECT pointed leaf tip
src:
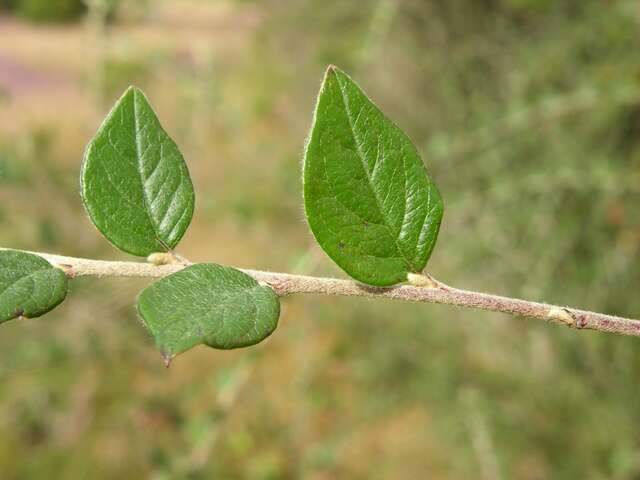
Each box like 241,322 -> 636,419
163,353 -> 172,368
323,64 -> 341,84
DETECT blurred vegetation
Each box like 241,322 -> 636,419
0,0 -> 126,23
0,0 -> 15,12
0,0 -> 639,478
14,0 -> 86,22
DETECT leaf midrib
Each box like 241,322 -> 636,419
132,89 -> 168,252
0,265 -> 48,300
0,267 -> 62,320
333,73 -> 418,272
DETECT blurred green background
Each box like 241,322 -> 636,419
1,0 -> 640,478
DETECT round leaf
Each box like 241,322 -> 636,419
81,87 -> 195,256
138,263 -> 280,361
303,66 -> 444,286
0,250 -> 68,323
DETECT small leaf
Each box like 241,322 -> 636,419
138,263 -> 280,361
81,87 -> 195,256
303,66 -> 444,286
0,250 -> 68,323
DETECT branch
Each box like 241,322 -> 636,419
5,248 -> 640,338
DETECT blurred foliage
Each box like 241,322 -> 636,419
14,0 -> 87,23
0,0 -> 639,478
0,0 -> 132,23
0,0 -> 15,12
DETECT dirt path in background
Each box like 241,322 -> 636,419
0,14 -> 78,98
0,54 -> 72,95
0,3 -> 259,98
0,2 -> 259,135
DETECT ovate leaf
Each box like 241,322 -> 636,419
0,250 -> 68,323
303,66 -> 444,286
81,87 -> 195,256
138,263 -> 280,361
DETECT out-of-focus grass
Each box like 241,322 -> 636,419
0,0 -> 639,478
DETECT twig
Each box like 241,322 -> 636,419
3,247 -> 640,338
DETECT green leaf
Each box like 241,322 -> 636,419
81,86 -> 195,257
138,263 -> 280,361
303,66 -> 444,286
0,250 -> 68,323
